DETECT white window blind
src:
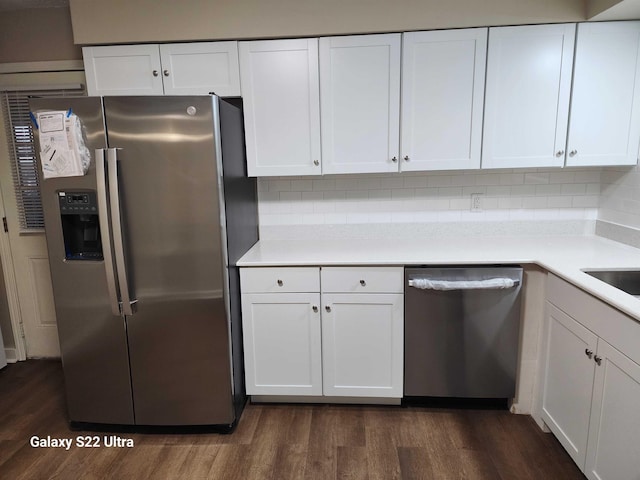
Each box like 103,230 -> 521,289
1,86 -> 85,230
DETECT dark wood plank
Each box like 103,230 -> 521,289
337,445 -> 369,480
0,361 -> 586,480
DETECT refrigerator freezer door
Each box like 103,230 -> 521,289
103,96 -> 234,425
30,97 -> 134,424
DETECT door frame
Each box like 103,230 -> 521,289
0,62 -> 86,361
0,180 -> 26,361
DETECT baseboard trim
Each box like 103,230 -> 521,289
4,348 -> 18,363
250,395 -> 401,405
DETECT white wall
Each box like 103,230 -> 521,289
599,166 -> 640,229
69,0 -> 585,45
0,7 -> 81,64
258,168 -> 601,232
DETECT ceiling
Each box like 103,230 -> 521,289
590,0 -> 640,20
0,0 -> 68,11
0,0 -> 638,19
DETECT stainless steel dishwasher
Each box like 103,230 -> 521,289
404,266 -> 523,398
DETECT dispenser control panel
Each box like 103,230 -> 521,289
58,191 -> 98,214
58,190 -> 103,261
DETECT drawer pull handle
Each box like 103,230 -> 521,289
277,279 -> 283,286
312,306 -> 318,313
325,305 -> 331,312
594,355 -> 602,366
360,279 -> 366,286
585,349 -> 593,359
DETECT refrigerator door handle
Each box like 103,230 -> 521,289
95,149 -> 121,316
107,148 -> 137,316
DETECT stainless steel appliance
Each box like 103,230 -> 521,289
31,96 -> 258,429
404,266 -> 523,398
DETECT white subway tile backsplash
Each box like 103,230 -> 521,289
510,185 -> 536,196
572,195 -> 599,208
269,179 -> 291,191
535,184 -> 563,196
450,174 -> 477,187
403,175 -> 429,188
547,196 -> 573,208
427,175 -> 452,187
550,171 -> 575,184
475,173 -> 502,186
561,183 -> 586,195
524,172 -> 550,184
522,197 -> 548,209
257,168 -> 604,229
312,178 -> 336,191
291,179 -> 313,191
486,185 -> 512,196
381,176 -> 405,189
437,187 -> 463,197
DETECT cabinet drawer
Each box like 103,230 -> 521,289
321,267 -> 403,293
241,267 -> 320,293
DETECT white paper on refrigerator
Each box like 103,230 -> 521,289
37,111 -> 90,179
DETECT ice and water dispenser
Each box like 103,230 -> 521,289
58,191 -> 103,260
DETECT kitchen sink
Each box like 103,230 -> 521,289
582,269 -> 640,298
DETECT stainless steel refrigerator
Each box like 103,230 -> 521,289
30,96 -> 258,429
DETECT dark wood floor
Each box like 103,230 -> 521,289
0,360 -> 584,479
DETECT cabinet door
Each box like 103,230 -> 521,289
584,340 -> 640,480
482,24 -> 575,169
239,39 -> 321,177
541,303 -> 598,469
319,34 -> 401,174
159,42 -> 241,96
322,293 -> 403,398
566,21 -> 640,167
401,28 -> 487,171
83,45 -> 164,96
241,293 -> 322,395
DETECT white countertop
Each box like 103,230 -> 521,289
238,234 -> 640,322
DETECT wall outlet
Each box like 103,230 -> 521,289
470,193 -> 484,212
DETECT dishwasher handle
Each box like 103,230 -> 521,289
408,277 -> 520,291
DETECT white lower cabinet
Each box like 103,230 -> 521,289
541,303 -> 597,468
322,293 -> 403,397
542,274 -> 640,478
240,266 -> 403,400
241,292 -> 322,396
584,340 -> 640,480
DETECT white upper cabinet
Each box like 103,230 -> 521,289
319,34 -> 401,174
401,28 -> 487,171
158,42 -> 240,96
83,45 -> 164,96
482,24 -> 575,169
83,43 -> 241,97
239,38 -> 322,177
566,21 -> 640,167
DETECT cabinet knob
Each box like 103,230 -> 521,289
569,150 -> 577,157
404,155 -> 410,162
312,305 -> 318,313
152,70 -> 159,77
277,279 -> 283,286
585,348 -> 593,359
594,355 -> 602,366
391,156 -> 398,163
360,279 -> 366,286
163,69 -> 170,77
325,305 -> 331,312
556,150 -> 565,157
313,160 -> 320,166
